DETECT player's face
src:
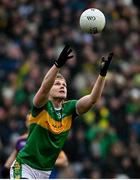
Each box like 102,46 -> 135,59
49,78 -> 67,99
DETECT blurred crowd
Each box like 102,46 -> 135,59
0,0 -> 140,178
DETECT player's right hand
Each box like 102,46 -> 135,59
54,45 -> 73,68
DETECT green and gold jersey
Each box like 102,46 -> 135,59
16,100 -> 78,171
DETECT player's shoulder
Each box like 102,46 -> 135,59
63,99 -> 77,104
30,101 -> 48,117
63,100 -> 78,109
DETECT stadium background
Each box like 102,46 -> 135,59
0,0 -> 140,178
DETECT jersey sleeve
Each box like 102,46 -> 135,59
69,100 -> 78,114
63,100 -> 78,118
71,100 -> 79,118
31,103 -> 45,117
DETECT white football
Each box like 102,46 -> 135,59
79,8 -> 106,34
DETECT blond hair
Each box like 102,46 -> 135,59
56,73 -> 66,81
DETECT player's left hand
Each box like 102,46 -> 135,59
99,52 -> 114,77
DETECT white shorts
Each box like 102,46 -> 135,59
10,160 -> 52,179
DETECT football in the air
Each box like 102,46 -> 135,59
79,8 -> 106,34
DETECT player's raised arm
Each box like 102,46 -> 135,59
76,52 -> 113,114
33,45 -> 73,107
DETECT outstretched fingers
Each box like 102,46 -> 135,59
66,46 -> 73,59
67,55 -> 74,59
108,52 -> 114,62
63,45 -> 71,51
67,48 -> 72,55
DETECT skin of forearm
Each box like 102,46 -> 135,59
33,65 -> 60,107
55,157 -> 68,167
4,150 -> 17,169
41,65 -> 60,93
77,75 -> 106,114
90,75 -> 105,104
